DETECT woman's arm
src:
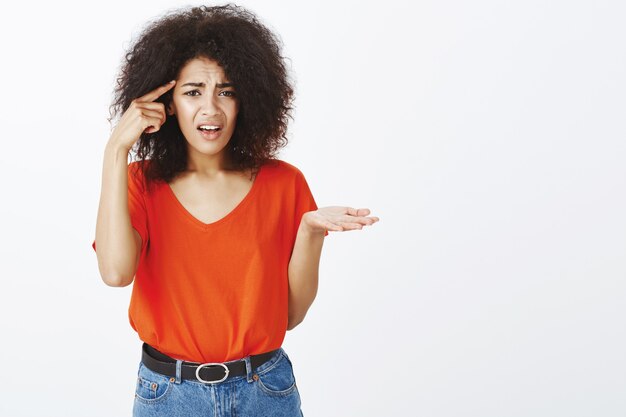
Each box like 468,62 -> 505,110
286,206 -> 379,329
93,143 -> 141,287
287,214 -> 325,330
93,81 -> 175,286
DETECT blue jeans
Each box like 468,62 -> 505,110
132,347 -> 304,416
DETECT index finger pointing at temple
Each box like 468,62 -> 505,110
137,80 -> 176,103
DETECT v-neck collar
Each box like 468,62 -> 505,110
163,164 -> 265,231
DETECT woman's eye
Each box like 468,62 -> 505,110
183,90 -> 235,97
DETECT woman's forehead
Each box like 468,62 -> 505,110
179,57 -> 227,80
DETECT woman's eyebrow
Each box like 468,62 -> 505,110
180,81 -> 234,88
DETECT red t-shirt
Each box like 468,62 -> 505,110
92,158 -> 326,362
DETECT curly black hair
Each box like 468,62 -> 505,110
108,3 -> 295,188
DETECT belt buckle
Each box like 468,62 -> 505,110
195,362 -> 230,384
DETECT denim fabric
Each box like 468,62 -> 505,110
132,347 -> 304,417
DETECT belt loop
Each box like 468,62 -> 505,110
175,359 -> 183,384
244,355 -> 253,382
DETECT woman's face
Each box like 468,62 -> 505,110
167,56 -> 239,163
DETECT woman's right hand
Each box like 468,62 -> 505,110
107,80 -> 177,152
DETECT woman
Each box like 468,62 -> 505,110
92,4 -> 379,416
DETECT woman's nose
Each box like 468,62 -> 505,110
200,93 -> 220,114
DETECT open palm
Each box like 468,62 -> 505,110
302,206 -> 380,234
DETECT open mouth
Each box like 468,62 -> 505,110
197,124 -> 223,140
197,125 -> 222,133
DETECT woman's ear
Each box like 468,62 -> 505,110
166,102 -> 175,116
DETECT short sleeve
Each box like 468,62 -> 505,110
293,169 -> 328,237
92,162 -> 150,252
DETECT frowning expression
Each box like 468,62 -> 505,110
167,56 -> 239,159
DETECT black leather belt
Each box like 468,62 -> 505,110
141,342 -> 279,384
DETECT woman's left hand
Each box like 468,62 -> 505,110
301,206 -> 380,234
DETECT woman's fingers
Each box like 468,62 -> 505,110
345,207 -> 374,217
341,211 -> 379,225
312,206 -> 379,232
341,223 -> 363,230
135,106 -> 166,125
142,115 -> 168,133
137,80 -> 176,103
134,101 -> 166,111
107,82 -> 176,150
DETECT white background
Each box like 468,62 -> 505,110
0,0 -> 624,416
